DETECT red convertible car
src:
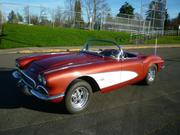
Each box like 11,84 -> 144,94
12,40 -> 164,113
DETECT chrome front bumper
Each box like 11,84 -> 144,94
31,90 -> 64,101
12,70 -> 64,101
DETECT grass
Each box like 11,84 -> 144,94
0,24 -> 180,49
145,36 -> 180,44
0,24 -> 130,49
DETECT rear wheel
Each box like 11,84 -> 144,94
144,64 -> 157,85
65,79 -> 92,114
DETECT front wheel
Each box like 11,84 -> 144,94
65,79 -> 92,114
144,64 -> 157,85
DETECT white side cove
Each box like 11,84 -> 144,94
88,71 -> 138,89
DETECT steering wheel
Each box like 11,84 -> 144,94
100,49 -> 119,58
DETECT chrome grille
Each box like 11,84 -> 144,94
20,71 -> 36,88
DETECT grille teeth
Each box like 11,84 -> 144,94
21,71 -> 36,88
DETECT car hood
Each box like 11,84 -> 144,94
31,52 -> 103,72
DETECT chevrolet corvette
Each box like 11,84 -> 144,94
12,39 -> 164,113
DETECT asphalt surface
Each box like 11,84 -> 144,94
0,48 -> 180,135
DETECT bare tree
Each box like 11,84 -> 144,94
31,15 -> 39,25
24,6 -> 30,24
84,0 -> 110,22
65,0 -> 75,11
98,0 -> 111,16
84,0 -> 110,30
40,7 -> 50,25
84,0 -> 93,23
54,6 -> 63,26
65,0 -> 75,22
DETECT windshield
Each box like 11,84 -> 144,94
81,39 -> 122,59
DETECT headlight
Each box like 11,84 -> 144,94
38,74 -> 47,85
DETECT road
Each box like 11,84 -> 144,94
0,48 -> 180,135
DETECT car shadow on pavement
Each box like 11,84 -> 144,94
0,67 -> 67,114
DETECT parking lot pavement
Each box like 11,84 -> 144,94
0,48 -> 180,135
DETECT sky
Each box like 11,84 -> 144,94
1,0 -> 180,19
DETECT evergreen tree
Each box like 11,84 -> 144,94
146,0 -> 166,29
17,12 -> 23,22
117,2 -> 134,18
178,12 -> 180,20
8,10 -> 18,23
74,0 -> 83,28
164,9 -> 170,30
171,12 -> 180,30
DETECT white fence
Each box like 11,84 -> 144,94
0,1 -> 166,36
101,14 -> 151,35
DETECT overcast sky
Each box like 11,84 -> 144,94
1,0 -> 180,18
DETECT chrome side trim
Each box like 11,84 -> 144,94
31,90 -> 64,101
45,62 -> 93,74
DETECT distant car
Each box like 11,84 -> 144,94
13,39 -> 164,113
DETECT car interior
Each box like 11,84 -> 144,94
99,49 -> 137,59
123,51 -> 137,59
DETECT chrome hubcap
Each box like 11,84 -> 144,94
71,87 -> 89,109
148,67 -> 156,82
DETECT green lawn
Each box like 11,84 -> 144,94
145,36 -> 180,44
0,24 -> 130,49
1,24 -> 180,49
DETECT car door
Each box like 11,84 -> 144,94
120,57 -> 143,84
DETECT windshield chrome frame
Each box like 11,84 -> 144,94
81,39 -> 124,60
117,47 -> 124,61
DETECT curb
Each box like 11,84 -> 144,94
18,49 -> 80,54
124,45 -> 180,49
1,45 -> 180,54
